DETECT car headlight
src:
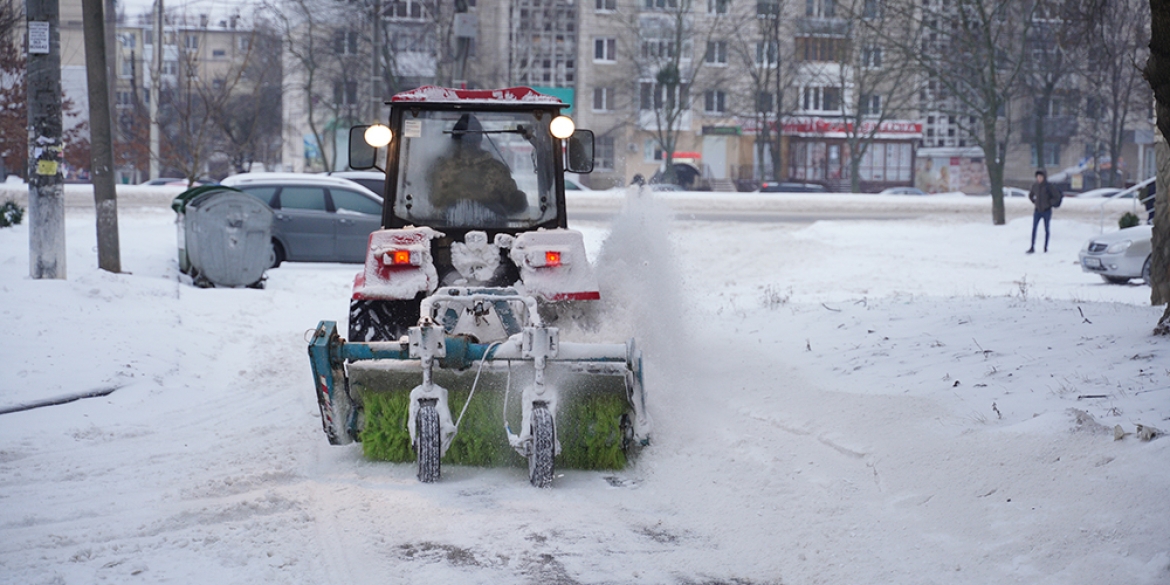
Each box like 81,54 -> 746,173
1105,240 -> 1132,254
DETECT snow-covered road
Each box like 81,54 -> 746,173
1,189 -> 1167,584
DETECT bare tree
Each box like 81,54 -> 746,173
1142,0 -> 1169,334
211,23 -> 283,173
829,0 -> 921,192
884,0 -> 1039,224
1017,2 -> 1090,180
1083,0 -> 1151,188
611,0 -> 732,186
728,0 -> 798,184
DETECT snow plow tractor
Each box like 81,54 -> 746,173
307,86 -> 650,487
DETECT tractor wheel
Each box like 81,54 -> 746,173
416,399 -> 441,483
528,402 -> 555,488
348,299 -> 418,342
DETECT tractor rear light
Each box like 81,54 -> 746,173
389,250 -> 412,265
528,249 -> 569,268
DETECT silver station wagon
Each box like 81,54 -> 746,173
220,173 -> 384,267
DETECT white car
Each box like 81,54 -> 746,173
1078,225 -> 1153,284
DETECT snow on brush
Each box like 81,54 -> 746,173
1,190 -> 1168,585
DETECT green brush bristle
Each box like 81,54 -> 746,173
354,369 -> 630,469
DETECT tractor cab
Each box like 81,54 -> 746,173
349,86 -> 594,234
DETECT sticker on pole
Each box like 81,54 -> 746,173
28,22 -> 50,54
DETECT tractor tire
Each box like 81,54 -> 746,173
348,299 -> 417,342
528,402 -> 555,488
416,399 -> 441,483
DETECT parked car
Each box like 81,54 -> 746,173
141,177 -> 216,187
320,170 -> 386,197
1078,224 -> 1153,284
758,181 -> 827,193
220,173 -> 383,267
649,183 -> 684,191
878,186 -> 927,196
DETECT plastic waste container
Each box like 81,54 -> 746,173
172,186 -> 274,288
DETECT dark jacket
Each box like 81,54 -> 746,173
1028,181 -> 1060,212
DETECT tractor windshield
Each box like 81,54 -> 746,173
392,109 -> 558,229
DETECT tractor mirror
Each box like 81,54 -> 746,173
348,126 -> 378,170
565,130 -> 594,173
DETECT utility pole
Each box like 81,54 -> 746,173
26,0 -> 66,279
150,0 -> 161,180
83,0 -> 122,272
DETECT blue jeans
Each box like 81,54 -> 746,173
1031,208 -> 1052,250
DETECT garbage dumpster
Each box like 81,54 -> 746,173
172,186 -> 273,288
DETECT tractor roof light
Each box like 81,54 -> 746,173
550,116 -> 575,139
364,124 -> 393,147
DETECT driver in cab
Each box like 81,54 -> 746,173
428,114 -> 527,218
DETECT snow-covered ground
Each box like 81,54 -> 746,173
1,187 -> 1167,584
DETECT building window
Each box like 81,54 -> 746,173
863,0 -> 880,19
334,80 -> 358,106
705,40 -> 728,65
595,136 -> 615,170
162,60 -> 178,75
212,49 -> 226,58
801,86 -> 841,112
644,139 -> 665,161
594,37 -> 616,62
184,35 -> 198,49
756,40 -> 778,65
387,0 -> 424,19
644,0 -> 684,10
757,91 -> 773,113
334,30 -> 359,55
640,81 -> 689,110
120,58 -> 133,78
709,0 -> 729,13
757,0 -> 780,17
592,87 -> 613,111
704,90 -> 726,113
860,93 -> 881,115
806,0 -> 836,17
596,0 -> 616,10
115,91 -> 134,108
1031,143 -> 1061,167
212,78 -> 224,90
862,45 -> 882,68
238,36 -> 251,51
823,87 -> 841,111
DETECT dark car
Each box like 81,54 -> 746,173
758,181 -> 827,193
220,173 -> 383,267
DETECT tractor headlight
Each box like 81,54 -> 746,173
550,116 -> 575,139
364,124 -> 393,147
1106,240 -> 1132,254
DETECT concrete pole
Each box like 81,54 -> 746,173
26,0 -> 66,279
83,0 -> 122,272
150,0 -> 161,180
